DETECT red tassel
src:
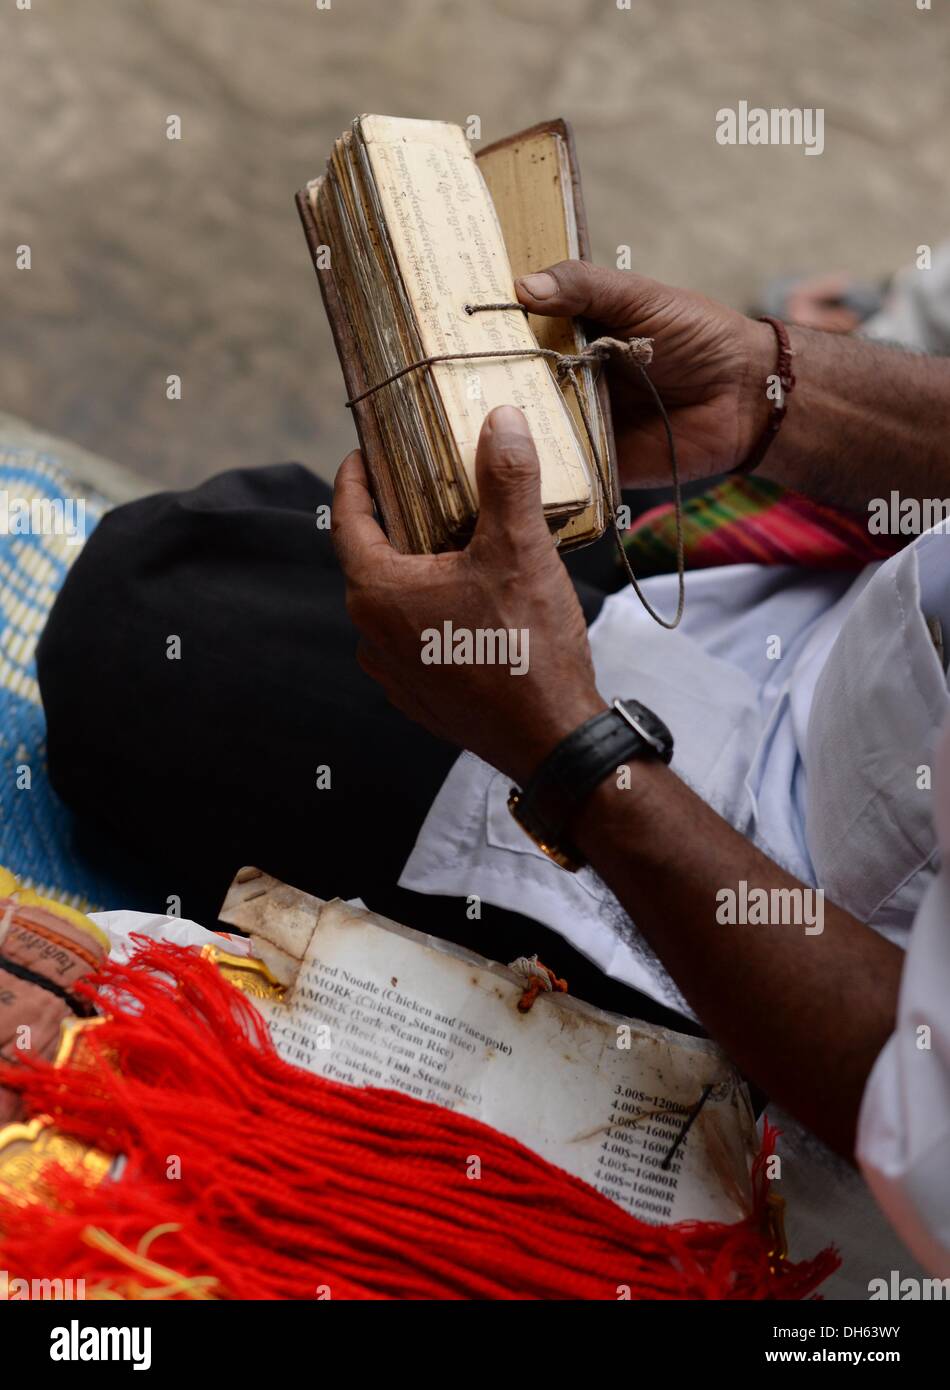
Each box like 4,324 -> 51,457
0,938 -> 838,1300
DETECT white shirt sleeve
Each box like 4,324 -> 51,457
857,716 -> 950,1277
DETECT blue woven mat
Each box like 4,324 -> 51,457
0,444 -> 126,909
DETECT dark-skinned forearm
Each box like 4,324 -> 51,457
745,320 -> 950,511
571,760 -> 902,1159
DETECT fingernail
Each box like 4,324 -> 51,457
518,271 -> 558,300
490,405 -> 530,437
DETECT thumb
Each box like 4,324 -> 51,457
516,259 -> 652,330
473,406 -> 550,549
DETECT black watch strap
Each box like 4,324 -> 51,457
510,698 -> 673,868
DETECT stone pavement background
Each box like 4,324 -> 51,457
3,0 -> 949,489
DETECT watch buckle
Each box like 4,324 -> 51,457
612,697 -> 667,757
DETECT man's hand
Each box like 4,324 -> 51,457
516,261 -> 774,486
517,259 -> 950,513
332,405 -> 606,787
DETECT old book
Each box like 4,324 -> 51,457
220,869 -> 758,1227
297,115 -> 617,555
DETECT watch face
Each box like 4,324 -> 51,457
507,791 -> 583,872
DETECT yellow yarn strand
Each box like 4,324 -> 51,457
80,1225 -> 220,1300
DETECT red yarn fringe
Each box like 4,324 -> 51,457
0,938 -> 838,1299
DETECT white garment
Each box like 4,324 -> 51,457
863,239 -> 950,356
857,716 -> 950,1278
401,527 -> 950,1295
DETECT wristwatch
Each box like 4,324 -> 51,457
508,698 -> 673,872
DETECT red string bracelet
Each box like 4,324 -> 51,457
732,315 -> 796,475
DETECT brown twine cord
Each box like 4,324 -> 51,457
345,301 -> 685,630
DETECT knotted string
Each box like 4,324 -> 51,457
345,300 -> 685,630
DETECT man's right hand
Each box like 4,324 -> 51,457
516,261 -> 775,487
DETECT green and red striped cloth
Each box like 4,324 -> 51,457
621,476 -> 903,574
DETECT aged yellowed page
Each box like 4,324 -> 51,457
221,876 -> 757,1227
477,126 -> 609,542
360,115 -> 592,513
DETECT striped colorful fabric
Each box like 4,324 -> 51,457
0,444 -> 124,911
622,476 -> 904,574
